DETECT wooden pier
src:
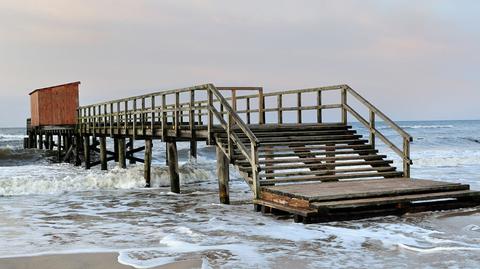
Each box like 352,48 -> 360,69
25,83 -> 480,223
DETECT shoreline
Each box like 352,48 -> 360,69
0,252 -> 202,269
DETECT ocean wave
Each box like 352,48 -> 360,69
0,163 -> 215,196
0,134 -> 25,141
398,243 -> 480,253
413,155 -> 480,167
0,148 -> 44,165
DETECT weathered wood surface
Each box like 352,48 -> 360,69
262,178 -> 470,202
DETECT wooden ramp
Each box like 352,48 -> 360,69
26,83 -> 480,223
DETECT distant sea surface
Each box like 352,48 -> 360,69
0,120 -> 479,268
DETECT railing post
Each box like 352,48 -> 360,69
161,94 -> 167,140
109,103 -> 114,137
124,101 -> 128,135
403,138 -> 411,178
297,92 -> 302,123
251,141 -> 260,199
246,97 -> 251,124
141,97 -> 146,135
189,90 -> 195,142
227,113 -> 233,160
132,99 -> 137,139
259,88 -> 265,125
151,96 -> 155,133
317,91 -> 322,123
277,94 -> 283,124
341,87 -> 347,124
207,89 -> 213,144
231,89 -> 237,112
369,110 -> 375,148
175,92 -> 180,136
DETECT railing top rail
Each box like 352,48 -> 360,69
343,85 -> 412,141
78,84 -> 211,109
220,84 -> 345,100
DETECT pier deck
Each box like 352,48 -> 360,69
25,83 -> 480,223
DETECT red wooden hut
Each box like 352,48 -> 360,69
29,82 -> 80,127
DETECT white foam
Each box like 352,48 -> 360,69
398,243 -> 480,253
0,162 -> 214,196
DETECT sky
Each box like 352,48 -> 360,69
0,0 -> 479,127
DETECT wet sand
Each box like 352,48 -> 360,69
0,252 -> 202,269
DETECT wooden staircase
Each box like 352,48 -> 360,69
215,123 -> 402,185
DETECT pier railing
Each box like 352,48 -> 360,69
77,84 -> 262,197
213,84 -> 413,177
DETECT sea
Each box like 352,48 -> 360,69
0,120 -> 479,268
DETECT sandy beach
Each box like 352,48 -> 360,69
0,253 -> 202,269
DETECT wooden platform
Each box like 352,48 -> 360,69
255,178 -> 480,223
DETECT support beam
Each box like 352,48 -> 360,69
216,146 -> 230,204
48,135 -> 54,150
74,135 -> 82,166
128,138 -> 136,164
57,134 -> 62,162
189,140 -> 197,161
118,138 -> 126,168
83,135 -> 91,169
167,141 -> 180,193
38,134 -> 43,150
113,138 -> 119,162
100,136 -> 107,170
144,139 -> 152,187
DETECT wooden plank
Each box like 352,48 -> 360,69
260,167 -> 396,178
260,171 -> 403,184
263,178 -> 469,202
312,190 -> 480,210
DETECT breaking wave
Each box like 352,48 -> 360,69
0,147 -> 45,166
0,162 -> 215,196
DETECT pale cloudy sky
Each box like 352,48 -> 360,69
0,0 -> 479,127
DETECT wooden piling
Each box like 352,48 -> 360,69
38,134 -> 43,149
190,140 -> 197,161
113,138 -> 119,162
128,138 -> 136,164
74,135 -> 82,166
167,141 -> 180,193
118,138 -> 126,169
48,135 -> 54,150
56,134 -> 62,160
83,135 -> 91,169
100,136 -> 107,170
216,146 -> 230,204
144,139 -> 152,187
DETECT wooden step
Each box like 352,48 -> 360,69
238,154 -> 388,165
260,167 -> 397,178
256,149 -> 378,158
237,160 -> 394,172
257,144 -> 374,152
311,190 -> 480,210
257,139 -> 369,147
260,171 -> 404,185
221,134 -> 364,143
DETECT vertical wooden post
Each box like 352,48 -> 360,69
190,140 -> 197,161
144,138 -> 152,187
38,134 -> 43,149
83,135 -> 91,169
167,141 -> 180,193
113,138 -> 119,162
251,142 -> 260,199
259,88 -> 265,125
57,134 -> 62,162
297,92 -> 302,123
49,135 -> 54,150
118,138 -> 126,168
74,135 -> 82,166
403,138 -> 411,178
100,136 -> 107,170
317,91 -> 322,123
369,110 -> 375,148
246,97 -> 251,124
216,146 -> 230,204
207,89 -> 213,144
28,132 -> 35,148
341,87 -> 347,124
128,138 -> 136,164
277,94 -> 283,124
